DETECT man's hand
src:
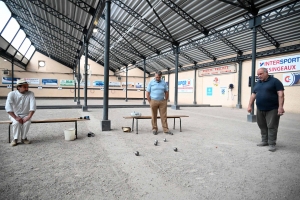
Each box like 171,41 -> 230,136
15,116 -> 23,124
278,107 -> 285,116
247,106 -> 252,113
22,116 -> 31,123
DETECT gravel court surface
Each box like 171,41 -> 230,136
0,106 -> 299,200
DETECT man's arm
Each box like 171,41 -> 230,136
23,111 -> 35,123
164,91 -> 169,101
277,90 -> 285,115
146,91 -> 151,103
8,112 -> 23,124
247,93 -> 256,113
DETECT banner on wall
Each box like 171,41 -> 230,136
24,78 -> 39,85
60,80 -> 75,86
2,77 -> 20,84
109,82 -> 121,87
42,79 -> 58,85
93,80 -> 104,87
198,65 -> 236,76
178,79 -> 193,93
220,87 -> 227,96
80,81 -> 90,86
135,82 -> 143,88
206,87 -> 213,96
122,82 -> 134,87
282,72 -> 300,86
259,55 -> 300,73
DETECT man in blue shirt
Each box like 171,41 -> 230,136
146,71 -> 173,135
248,68 -> 285,152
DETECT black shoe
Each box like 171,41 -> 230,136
257,142 -> 268,146
268,145 -> 276,152
152,130 -> 158,135
164,131 -> 173,135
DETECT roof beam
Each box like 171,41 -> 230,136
161,0 -> 209,36
244,14 -> 280,48
27,0 -> 85,32
195,45 -> 217,61
180,52 -> 197,65
112,0 -> 173,43
0,50 -> 27,70
217,0 -> 244,8
67,0 -> 96,14
210,28 -> 243,55
111,19 -> 161,54
237,0 -> 259,16
12,13 -> 82,44
145,0 -> 175,41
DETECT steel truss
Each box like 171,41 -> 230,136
67,0 -> 96,14
155,44 -> 300,76
112,0 -> 173,42
161,0 -> 209,36
27,0 -> 85,32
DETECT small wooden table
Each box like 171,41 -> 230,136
123,115 -> 189,134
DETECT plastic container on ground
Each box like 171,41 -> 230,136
64,128 -> 75,141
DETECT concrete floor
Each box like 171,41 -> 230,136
0,100 -> 299,200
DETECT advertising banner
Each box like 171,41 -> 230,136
93,80 -> 104,87
220,87 -> 227,96
206,87 -> 213,96
109,82 -> 121,87
42,79 -> 58,85
122,82 -> 135,87
198,65 -> 236,76
282,72 -> 300,86
2,77 -> 19,84
178,79 -> 193,93
24,78 -> 39,85
60,80 -> 75,86
135,82 -> 143,88
259,55 -> 300,73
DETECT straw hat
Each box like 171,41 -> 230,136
16,79 -> 28,86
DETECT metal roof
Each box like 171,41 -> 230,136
2,0 -> 300,74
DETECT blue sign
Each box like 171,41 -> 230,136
42,79 -> 58,85
2,77 -> 19,84
93,80 -> 104,87
207,87 -> 213,96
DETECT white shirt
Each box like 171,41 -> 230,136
5,90 -> 36,116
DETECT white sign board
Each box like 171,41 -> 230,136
198,65 -> 236,76
258,55 -> 300,73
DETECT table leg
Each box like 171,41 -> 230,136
173,118 -> 175,129
136,119 -> 138,134
75,121 -> 78,139
180,118 -> 182,132
8,124 -> 11,143
132,118 -> 134,132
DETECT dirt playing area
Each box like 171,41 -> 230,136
0,105 -> 300,200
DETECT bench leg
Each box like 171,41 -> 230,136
132,118 -> 134,132
75,121 -> 78,139
136,119 -> 138,134
173,118 -> 175,130
8,124 -> 11,143
180,118 -> 182,132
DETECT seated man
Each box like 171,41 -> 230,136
5,79 -> 36,146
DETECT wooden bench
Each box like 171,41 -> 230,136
123,115 -> 189,134
0,118 -> 89,143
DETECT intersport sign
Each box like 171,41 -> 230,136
258,55 -> 300,73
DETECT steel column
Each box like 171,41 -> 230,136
167,69 -> 170,102
143,59 -> 146,105
125,66 -> 128,102
82,35 -> 88,111
11,59 -> 14,91
74,67 -> 77,102
193,67 -> 197,104
171,45 -> 180,110
77,58 -> 81,105
102,0 -> 111,131
236,61 -> 242,108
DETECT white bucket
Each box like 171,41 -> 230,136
64,128 -> 76,141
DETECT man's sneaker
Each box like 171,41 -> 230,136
21,139 -> 31,144
164,131 -> 173,135
257,142 -> 268,146
152,130 -> 158,135
268,145 -> 276,152
10,140 -> 17,147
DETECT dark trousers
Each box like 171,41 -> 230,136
256,109 -> 280,145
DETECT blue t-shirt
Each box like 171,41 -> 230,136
253,76 -> 284,111
146,79 -> 168,101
